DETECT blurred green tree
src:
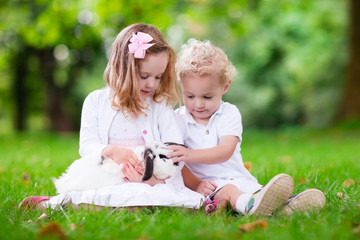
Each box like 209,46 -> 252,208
0,0 -> 358,131
1,0 -> 103,131
171,0 -> 349,128
337,0 -> 360,123
0,0 -> 176,131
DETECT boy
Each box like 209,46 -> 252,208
168,39 -> 325,216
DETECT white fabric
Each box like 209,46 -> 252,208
79,87 -> 184,157
108,112 -> 145,149
47,161 -> 204,209
212,177 -> 261,195
47,87 -> 204,209
176,102 -> 258,184
205,177 -> 262,201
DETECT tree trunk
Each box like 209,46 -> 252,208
13,46 -> 29,131
337,0 -> 360,121
38,48 -> 74,132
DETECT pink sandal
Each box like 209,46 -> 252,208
205,199 -> 219,214
18,196 -> 52,210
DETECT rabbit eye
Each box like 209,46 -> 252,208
159,154 -> 167,159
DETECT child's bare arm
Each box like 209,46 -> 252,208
182,166 -> 217,196
168,135 -> 238,164
182,166 -> 201,191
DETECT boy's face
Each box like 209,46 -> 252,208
181,73 -> 230,125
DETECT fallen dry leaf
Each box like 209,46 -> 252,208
353,224 -> 360,235
69,223 -> 76,231
37,213 -> 48,221
239,220 -> 268,232
243,162 -> 252,171
279,155 -> 292,163
37,222 -> 67,239
69,223 -> 83,231
342,179 -> 355,187
298,178 -> 309,184
22,173 -> 30,181
21,173 -> 31,186
337,192 -> 344,199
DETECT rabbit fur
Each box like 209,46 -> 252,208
53,142 -> 180,194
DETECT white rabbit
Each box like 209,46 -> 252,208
53,142 -> 181,194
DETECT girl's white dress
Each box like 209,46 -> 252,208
46,88 -> 204,209
47,162 -> 204,209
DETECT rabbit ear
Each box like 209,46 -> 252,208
142,148 -> 154,182
164,142 -> 187,148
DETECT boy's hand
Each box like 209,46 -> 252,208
196,180 -> 217,197
166,145 -> 191,163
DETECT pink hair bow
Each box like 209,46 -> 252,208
128,32 -> 155,59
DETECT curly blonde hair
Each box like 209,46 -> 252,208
104,23 -> 180,117
176,38 -> 236,86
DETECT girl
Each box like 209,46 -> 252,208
19,24 -> 205,210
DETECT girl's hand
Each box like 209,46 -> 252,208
196,180 -> 217,197
103,145 -> 142,170
122,162 -> 143,183
122,162 -> 164,186
166,145 -> 192,163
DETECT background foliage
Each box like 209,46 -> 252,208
0,0 -> 353,132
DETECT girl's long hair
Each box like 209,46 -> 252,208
104,23 -> 180,117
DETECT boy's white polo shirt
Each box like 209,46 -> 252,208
176,102 -> 257,182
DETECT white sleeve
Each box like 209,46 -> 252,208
218,104 -> 243,142
157,104 -> 184,145
174,108 -> 187,139
79,92 -> 107,157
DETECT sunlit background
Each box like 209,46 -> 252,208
0,0 -> 357,133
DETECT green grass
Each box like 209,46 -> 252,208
0,128 -> 359,239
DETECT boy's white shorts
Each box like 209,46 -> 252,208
206,177 -> 262,200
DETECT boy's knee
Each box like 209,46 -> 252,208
215,184 -> 241,200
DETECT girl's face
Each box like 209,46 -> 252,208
138,51 -> 169,100
181,73 -> 230,125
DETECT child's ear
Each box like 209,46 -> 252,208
223,80 -> 232,94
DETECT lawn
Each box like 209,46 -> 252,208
0,128 -> 359,239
